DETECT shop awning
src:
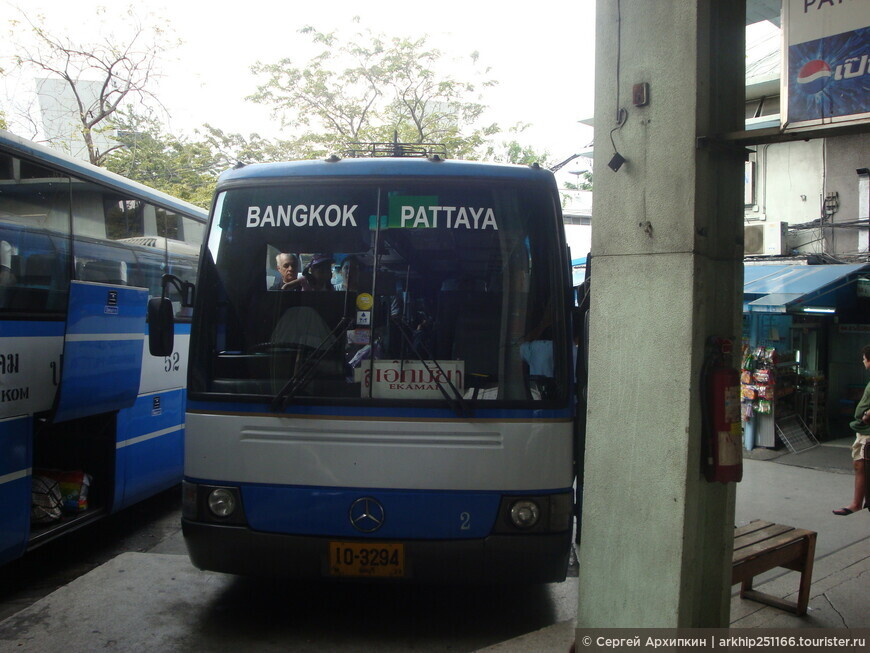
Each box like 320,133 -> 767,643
572,257 -> 588,287
743,263 -> 870,313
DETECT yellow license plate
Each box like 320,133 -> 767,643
328,541 -> 405,578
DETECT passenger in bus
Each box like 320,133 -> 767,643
284,254 -> 335,291
389,287 -> 434,356
270,252 -> 300,290
520,299 -> 554,379
335,255 -> 363,292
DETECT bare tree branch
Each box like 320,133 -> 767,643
6,5 -> 177,165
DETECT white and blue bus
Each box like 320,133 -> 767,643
171,154 -> 585,582
0,130 -> 207,565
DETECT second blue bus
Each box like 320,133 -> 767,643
0,130 -> 207,565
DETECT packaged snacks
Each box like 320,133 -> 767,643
35,469 -> 92,513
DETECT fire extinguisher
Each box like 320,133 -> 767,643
701,337 -> 743,483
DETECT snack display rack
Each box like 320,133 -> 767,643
740,345 -> 798,448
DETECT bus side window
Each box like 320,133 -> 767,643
79,259 -> 128,285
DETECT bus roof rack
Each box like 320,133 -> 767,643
343,141 -> 448,159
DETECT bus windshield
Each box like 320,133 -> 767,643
190,178 -> 568,406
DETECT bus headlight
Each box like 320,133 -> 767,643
207,488 -> 237,518
494,492 -> 573,533
510,500 -> 541,529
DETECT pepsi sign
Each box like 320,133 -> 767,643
784,0 -> 870,129
787,27 -> 870,125
795,59 -> 833,94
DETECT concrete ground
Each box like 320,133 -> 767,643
0,441 -> 866,652
479,438 -> 869,651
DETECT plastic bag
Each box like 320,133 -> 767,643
31,475 -> 63,524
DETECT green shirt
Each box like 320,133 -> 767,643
853,380 -> 870,435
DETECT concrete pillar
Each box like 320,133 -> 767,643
576,1 -> 745,627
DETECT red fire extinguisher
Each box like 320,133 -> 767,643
702,337 -> 743,483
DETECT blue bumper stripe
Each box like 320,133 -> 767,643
187,399 -> 573,420
241,485 -> 501,539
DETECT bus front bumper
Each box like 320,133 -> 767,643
182,519 -> 571,584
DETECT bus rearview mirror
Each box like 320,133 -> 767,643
148,297 -> 175,357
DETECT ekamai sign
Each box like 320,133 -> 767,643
245,196 -> 498,231
354,360 -> 465,399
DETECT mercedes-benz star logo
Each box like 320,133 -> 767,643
349,497 -> 385,533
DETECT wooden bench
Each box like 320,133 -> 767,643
732,520 -> 817,616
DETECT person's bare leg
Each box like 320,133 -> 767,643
834,460 -> 865,514
851,459 -> 865,511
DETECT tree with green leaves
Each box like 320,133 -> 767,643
482,123 -> 550,166
564,170 -> 593,191
6,5 -> 177,166
105,110 -> 218,208
198,125 -> 303,170
248,22 -> 500,159
104,112 -> 305,208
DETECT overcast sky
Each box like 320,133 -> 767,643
1,0 -> 597,163
0,2 -> 784,261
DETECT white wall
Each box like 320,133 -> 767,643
746,133 -> 870,257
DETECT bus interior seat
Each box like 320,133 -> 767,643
267,304 -> 346,392
434,290 -> 500,360
0,255 -> 20,286
452,312 -> 500,390
22,254 -> 57,287
80,260 -> 127,285
0,240 -> 15,275
270,306 -> 338,350
10,254 -> 21,279
440,277 -> 486,292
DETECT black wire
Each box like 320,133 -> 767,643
609,113 -> 627,153
610,0 -> 627,155
615,0 -> 622,121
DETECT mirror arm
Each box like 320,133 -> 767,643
160,274 -> 195,307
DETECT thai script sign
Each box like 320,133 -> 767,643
0,336 -> 63,419
355,359 -> 465,399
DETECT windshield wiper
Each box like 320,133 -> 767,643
271,316 -> 350,411
389,315 -> 471,418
